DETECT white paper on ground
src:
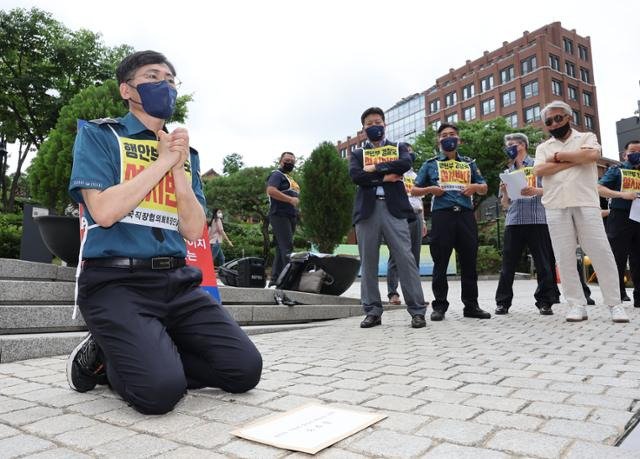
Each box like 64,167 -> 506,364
630,199 -> 640,223
499,171 -> 530,200
231,403 -> 386,454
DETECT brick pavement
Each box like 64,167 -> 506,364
1,280 -> 640,458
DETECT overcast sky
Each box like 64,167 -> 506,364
4,0 -> 640,176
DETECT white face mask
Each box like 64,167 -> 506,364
217,212 -> 223,219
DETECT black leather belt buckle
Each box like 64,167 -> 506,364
151,257 -> 172,269
452,205 -> 462,212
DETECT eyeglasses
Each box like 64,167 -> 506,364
130,71 -> 182,88
544,114 -> 567,127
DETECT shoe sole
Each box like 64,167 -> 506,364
66,334 -> 92,392
539,311 -> 554,315
566,317 -> 587,322
612,319 -> 630,323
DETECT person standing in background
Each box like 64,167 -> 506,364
208,208 -> 233,267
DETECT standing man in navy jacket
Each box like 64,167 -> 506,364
349,107 -> 427,329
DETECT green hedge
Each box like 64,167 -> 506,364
477,245 -> 502,274
0,212 -> 23,259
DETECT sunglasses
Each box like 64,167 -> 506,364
545,114 -> 567,127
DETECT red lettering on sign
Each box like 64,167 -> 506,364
125,164 -> 145,180
165,172 -> 177,208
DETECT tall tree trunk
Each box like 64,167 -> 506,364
7,140 -> 31,213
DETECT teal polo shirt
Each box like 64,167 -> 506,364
415,152 -> 486,211
599,162 -> 640,211
68,112 -> 206,259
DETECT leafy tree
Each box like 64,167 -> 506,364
222,152 -> 244,175
0,7 -> 133,211
28,80 -> 191,212
411,118 -> 544,207
299,142 -> 355,253
204,167 -> 272,260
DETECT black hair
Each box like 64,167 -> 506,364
116,50 -> 176,85
361,107 -> 385,125
437,122 -> 459,135
625,140 -> 640,150
280,152 -> 295,160
209,208 -> 221,226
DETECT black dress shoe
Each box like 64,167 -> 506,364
463,307 -> 491,319
635,303 -> 640,308
539,304 -> 554,315
622,294 -> 631,302
495,305 -> 509,315
430,310 -> 445,321
586,297 -> 595,306
360,315 -> 381,328
411,315 -> 426,328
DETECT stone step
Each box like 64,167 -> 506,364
0,258 -> 75,281
0,302 -> 387,333
0,279 -> 361,306
0,323 -> 333,363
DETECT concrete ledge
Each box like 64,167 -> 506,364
0,258 -> 75,281
218,286 -> 360,305
0,303 -> 400,333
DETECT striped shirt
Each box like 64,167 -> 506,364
503,156 -> 547,226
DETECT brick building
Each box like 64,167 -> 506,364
337,22 -> 601,162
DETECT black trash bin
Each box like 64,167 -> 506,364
218,257 -> 266,288
276,252 -> 360,296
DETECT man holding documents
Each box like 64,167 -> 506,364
598,140 -> 640,308
495,133 -> 556,315
412,122 -> 489,321
534,100 -> 628,323
349,107 -> 428,329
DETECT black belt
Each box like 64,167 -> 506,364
83,257 -> 186,270
436,206 -> 471,212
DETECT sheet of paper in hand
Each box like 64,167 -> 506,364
363,145 -> 399,166
500,170 -> 530,200
436,160 -> 471,192
232,403 -> 386,454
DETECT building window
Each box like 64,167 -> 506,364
500,65 -> 514,84
463,105 -> 476,121
572,109 -> 580,126
462,83 -> 475,100
480,74 -> 494,93
445,91 -> 457,107
585,114 -> 595,130
578,44 -> 589,60
565,61 -> 576,78
522,80 -> 539,100
524,105 -> 541,124
505,112 -> 518,128
340,148 -> 347,158
501,89 -> 516,107
551,79 -> 563,96
583,91 -> 593,106
563,37 -> 574,54
568,85 -> 578,101
350,144 -> 355,153
549,54 -> 560,71
432,119 -> 442,131
520,55 -> 537,75
446,112 -> 458,123
481,98 -> 496,115
580,67 -> 590,83
429,99 -> 440,114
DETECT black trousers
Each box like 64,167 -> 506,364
270,215 -> 296,282
607,209 -> 640,305
78,265 -> 263,415
430,209 -> 479,312
495,224 -> 557,309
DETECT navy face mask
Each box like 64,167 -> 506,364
628,152 -> 640,166
505,144 -> 519,160
409,153 -> 416,163
440,137 -> 458,153
365,125 -> 385,142
133,80 -> 177,120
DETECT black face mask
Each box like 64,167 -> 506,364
549,121 -> 571,139
280,162 -> 294,173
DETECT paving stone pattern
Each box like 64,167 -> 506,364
1,280 -> 640,458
